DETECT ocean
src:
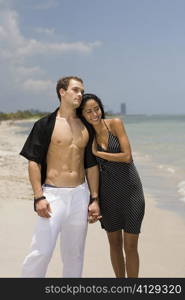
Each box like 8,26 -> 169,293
17,114 -> 185,219
122,115 -> 185,219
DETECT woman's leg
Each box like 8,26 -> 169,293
123,232 -> 139,277
106,230 -> 125,277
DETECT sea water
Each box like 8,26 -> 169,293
123,115 -> 185,219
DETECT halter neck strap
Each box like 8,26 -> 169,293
103,119 -> 110,132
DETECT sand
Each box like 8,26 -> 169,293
0,120 -> 185,278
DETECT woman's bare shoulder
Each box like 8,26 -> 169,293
105,118 -> 123,135
109,118 -> 124,128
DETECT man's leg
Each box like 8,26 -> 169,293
21,187 -> 63,277
60,183 -> 89,278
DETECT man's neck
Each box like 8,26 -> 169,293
57,105 -> 77,119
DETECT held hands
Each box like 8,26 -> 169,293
35,199 -> 52,218
88,199 -> 102,224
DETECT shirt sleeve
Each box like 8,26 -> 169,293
19,121 -> 46,164
84,126 -> 98,169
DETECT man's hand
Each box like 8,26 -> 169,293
35,199 -> 52,218
88,200 -> 102,223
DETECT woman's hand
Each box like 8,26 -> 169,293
92,138 -> 97,155
88,199 -> 102,223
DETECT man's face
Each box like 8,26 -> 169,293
60,79 -> 84,108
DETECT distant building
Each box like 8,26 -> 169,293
121,103 -> 126,115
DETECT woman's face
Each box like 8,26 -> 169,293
82,99 -> 102,125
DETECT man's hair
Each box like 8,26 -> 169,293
56,76 -> 83,102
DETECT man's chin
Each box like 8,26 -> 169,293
73,102 -> 81,108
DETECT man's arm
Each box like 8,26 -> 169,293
85,165 -> 102,223
28,161 -> 43,198
28,161 -> 51,218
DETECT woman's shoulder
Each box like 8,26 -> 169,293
105,118 -> 124,135
108,118 -> 124,128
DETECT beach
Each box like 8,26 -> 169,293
0,119 -> 185,278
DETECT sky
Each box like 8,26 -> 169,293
1,0 -> 185,114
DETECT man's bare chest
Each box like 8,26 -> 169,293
51,118 -> 88,148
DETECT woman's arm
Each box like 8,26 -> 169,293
93,118 -> 133,163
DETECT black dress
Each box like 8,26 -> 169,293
97,121 -> 145,234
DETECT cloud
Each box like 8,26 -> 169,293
0,9 -> 101,61
34,27 -> 55,36
45,41 -> 102,53
0,10 -> 25,63
23,79 -> 54,93
15,39 -> 101,58
0,5 -> 102,96
0,25 -> 6,38
16,66 -> 45,77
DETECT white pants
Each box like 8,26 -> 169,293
22,182 -> 90,278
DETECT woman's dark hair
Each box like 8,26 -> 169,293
76,93 -> 105,135
76,93 -> 105,119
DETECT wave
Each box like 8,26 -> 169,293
157,164 -> 176,174
177,181 -> 185,203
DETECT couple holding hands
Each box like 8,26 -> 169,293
20,76 -> 145,278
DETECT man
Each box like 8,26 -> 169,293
20,76 -> 100,278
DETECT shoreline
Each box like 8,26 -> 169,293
0,118 -> 38,125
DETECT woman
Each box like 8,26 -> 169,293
77,93 -> 145,278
